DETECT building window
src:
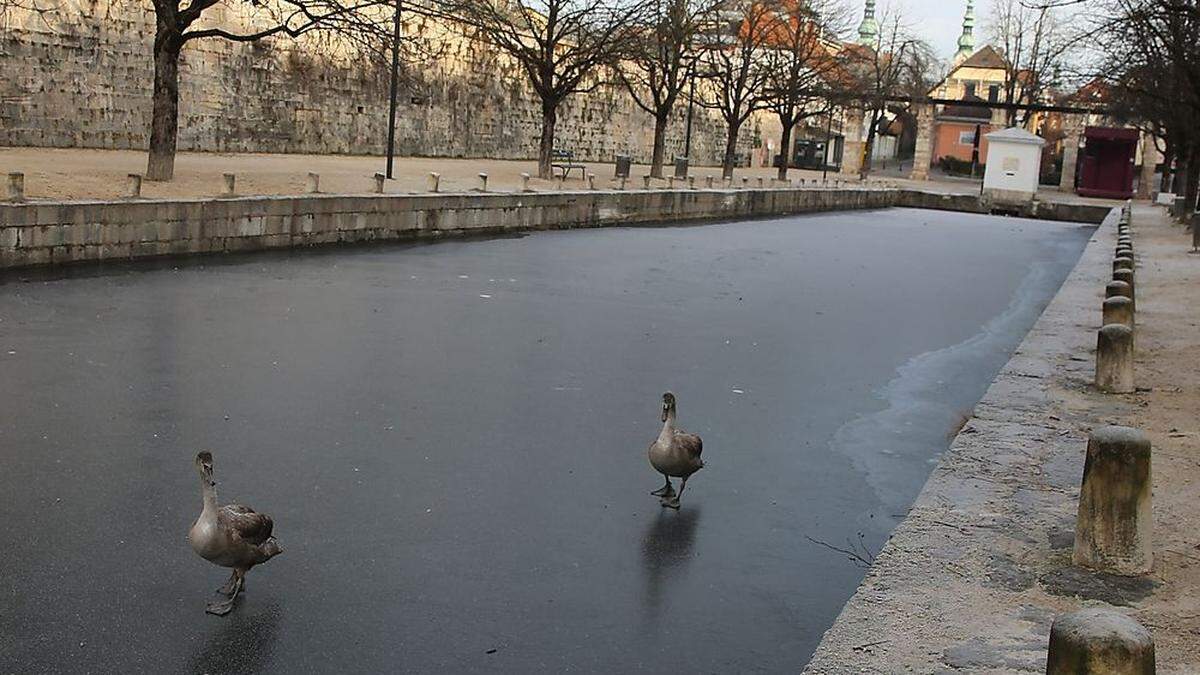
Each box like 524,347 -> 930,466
958,131 -> 976,145
988,85 -> 1000,103
965,83 -> 977,98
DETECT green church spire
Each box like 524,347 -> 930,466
955,1 -> 976,62
857,0 -> 878,46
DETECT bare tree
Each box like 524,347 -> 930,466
987,0 -> 1075,126
142,1 -> 393,181
1091,0 -> 1200,218
760,0 -> 848,180
617,0 -> 713,178
695,0 -> 777,179
452,0 -> 648,179
841,11 -> 930,179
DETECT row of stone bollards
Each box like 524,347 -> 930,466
5,170 -> 893,202
1047,202 -> 1155,674
1097,205 -> 1137,393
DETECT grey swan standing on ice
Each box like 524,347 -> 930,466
648,392 -> 704,509
187,451 -> 282,616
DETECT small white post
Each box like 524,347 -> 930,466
643,175 -> 652,189
427,172 -> 441,193
521,173 -> 532,192
477,173 -> 489,192
126,173 -> 142,199
306,172 -> 320,194
587,173 -> 596,190
222,173 -> 236,196
373,173 -> 386,194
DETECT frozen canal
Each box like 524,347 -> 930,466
0,208 -> 1092,673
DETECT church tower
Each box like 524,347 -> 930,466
857,0 -> 878,46
954,1 -> 976,64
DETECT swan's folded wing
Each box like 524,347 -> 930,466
675,432 -> 703,459
219,504 -> 275,545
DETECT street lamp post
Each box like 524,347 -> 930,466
385,0 -> 402,180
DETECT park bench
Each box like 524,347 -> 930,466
551,149 -> 586,180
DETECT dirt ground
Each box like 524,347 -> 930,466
0,147 -> 859,202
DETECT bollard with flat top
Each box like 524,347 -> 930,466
643,175 -> 652,189
306,172 -> 320,194
1095,324 -> 1135,393
222,173 -> 236,196
6,172 -> 23,202
587,173 -> 595,190
520,173 -> 532,192
427,172 -> 440,192
1046,609 -> 1155,674
373,173 -> 385,194
477,173 -> 489,192
705,176 -> 714,189
1073,426 -> 1153,574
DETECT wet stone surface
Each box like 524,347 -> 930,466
0,209 -> 1091,673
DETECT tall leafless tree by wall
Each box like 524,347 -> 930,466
617,0 -> 714,178
452,0 -> 648,179
695,0 -> 776,179
759,0 -> 847,180
1092,0 -> 1200,216
137,0 -> 396,181
986,0 -> 1074,126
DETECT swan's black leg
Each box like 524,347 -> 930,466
215,570 -> 238,597
650,475 -> 674,497
662,476 -> 688,509
206,570 -> 244,616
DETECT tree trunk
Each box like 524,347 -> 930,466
147,30 -> 182,181
1160,143 -> 1174,192
776,115 -> 794,181
650,112 -> 670,179
722,120 -> 740,180
538,100 -> 557,180
859,112 -> 879,180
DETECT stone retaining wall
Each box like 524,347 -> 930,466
0,188 -> 1111,270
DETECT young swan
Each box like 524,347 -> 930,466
647,392 -> 705,509
187,451 -> 282,616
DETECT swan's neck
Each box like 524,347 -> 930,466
658,409 -> 676,443
200,475 -> 218,515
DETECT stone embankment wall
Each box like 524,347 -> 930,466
0,3 -> 744,164
0,187 -> 1110,270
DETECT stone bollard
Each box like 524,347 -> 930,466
520,173 -> 532,192
757,177 -> 764,188
688,176 -> 696,190
1047,609 -> 1155,674
1106,280 -> 1132,302
1113,256 -> 1134,272
477,173 -> 489,192
306,172 -> 320,194
373,173 -> 385,194
1073,426 -> 1153,573
705,176 -> 714,189
7,172 -> 24,202
126,173 -> 142,199
1095,324 -> 1135,394
741,177 -> 749,188
1113,269 -> 1135,304
1103,296 -> 1135,330
643,175 -> 652,189
427,172 -> 440,192
222,173 -> 236,196
587,173 -> 596,190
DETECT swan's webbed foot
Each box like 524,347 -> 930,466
660,495 -> 681,509
205,596 -> 237,616
650,477 -> 674,497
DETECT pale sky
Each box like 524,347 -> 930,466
864,0 -> 1001,64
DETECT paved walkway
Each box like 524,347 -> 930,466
804,203 -> 1200,673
